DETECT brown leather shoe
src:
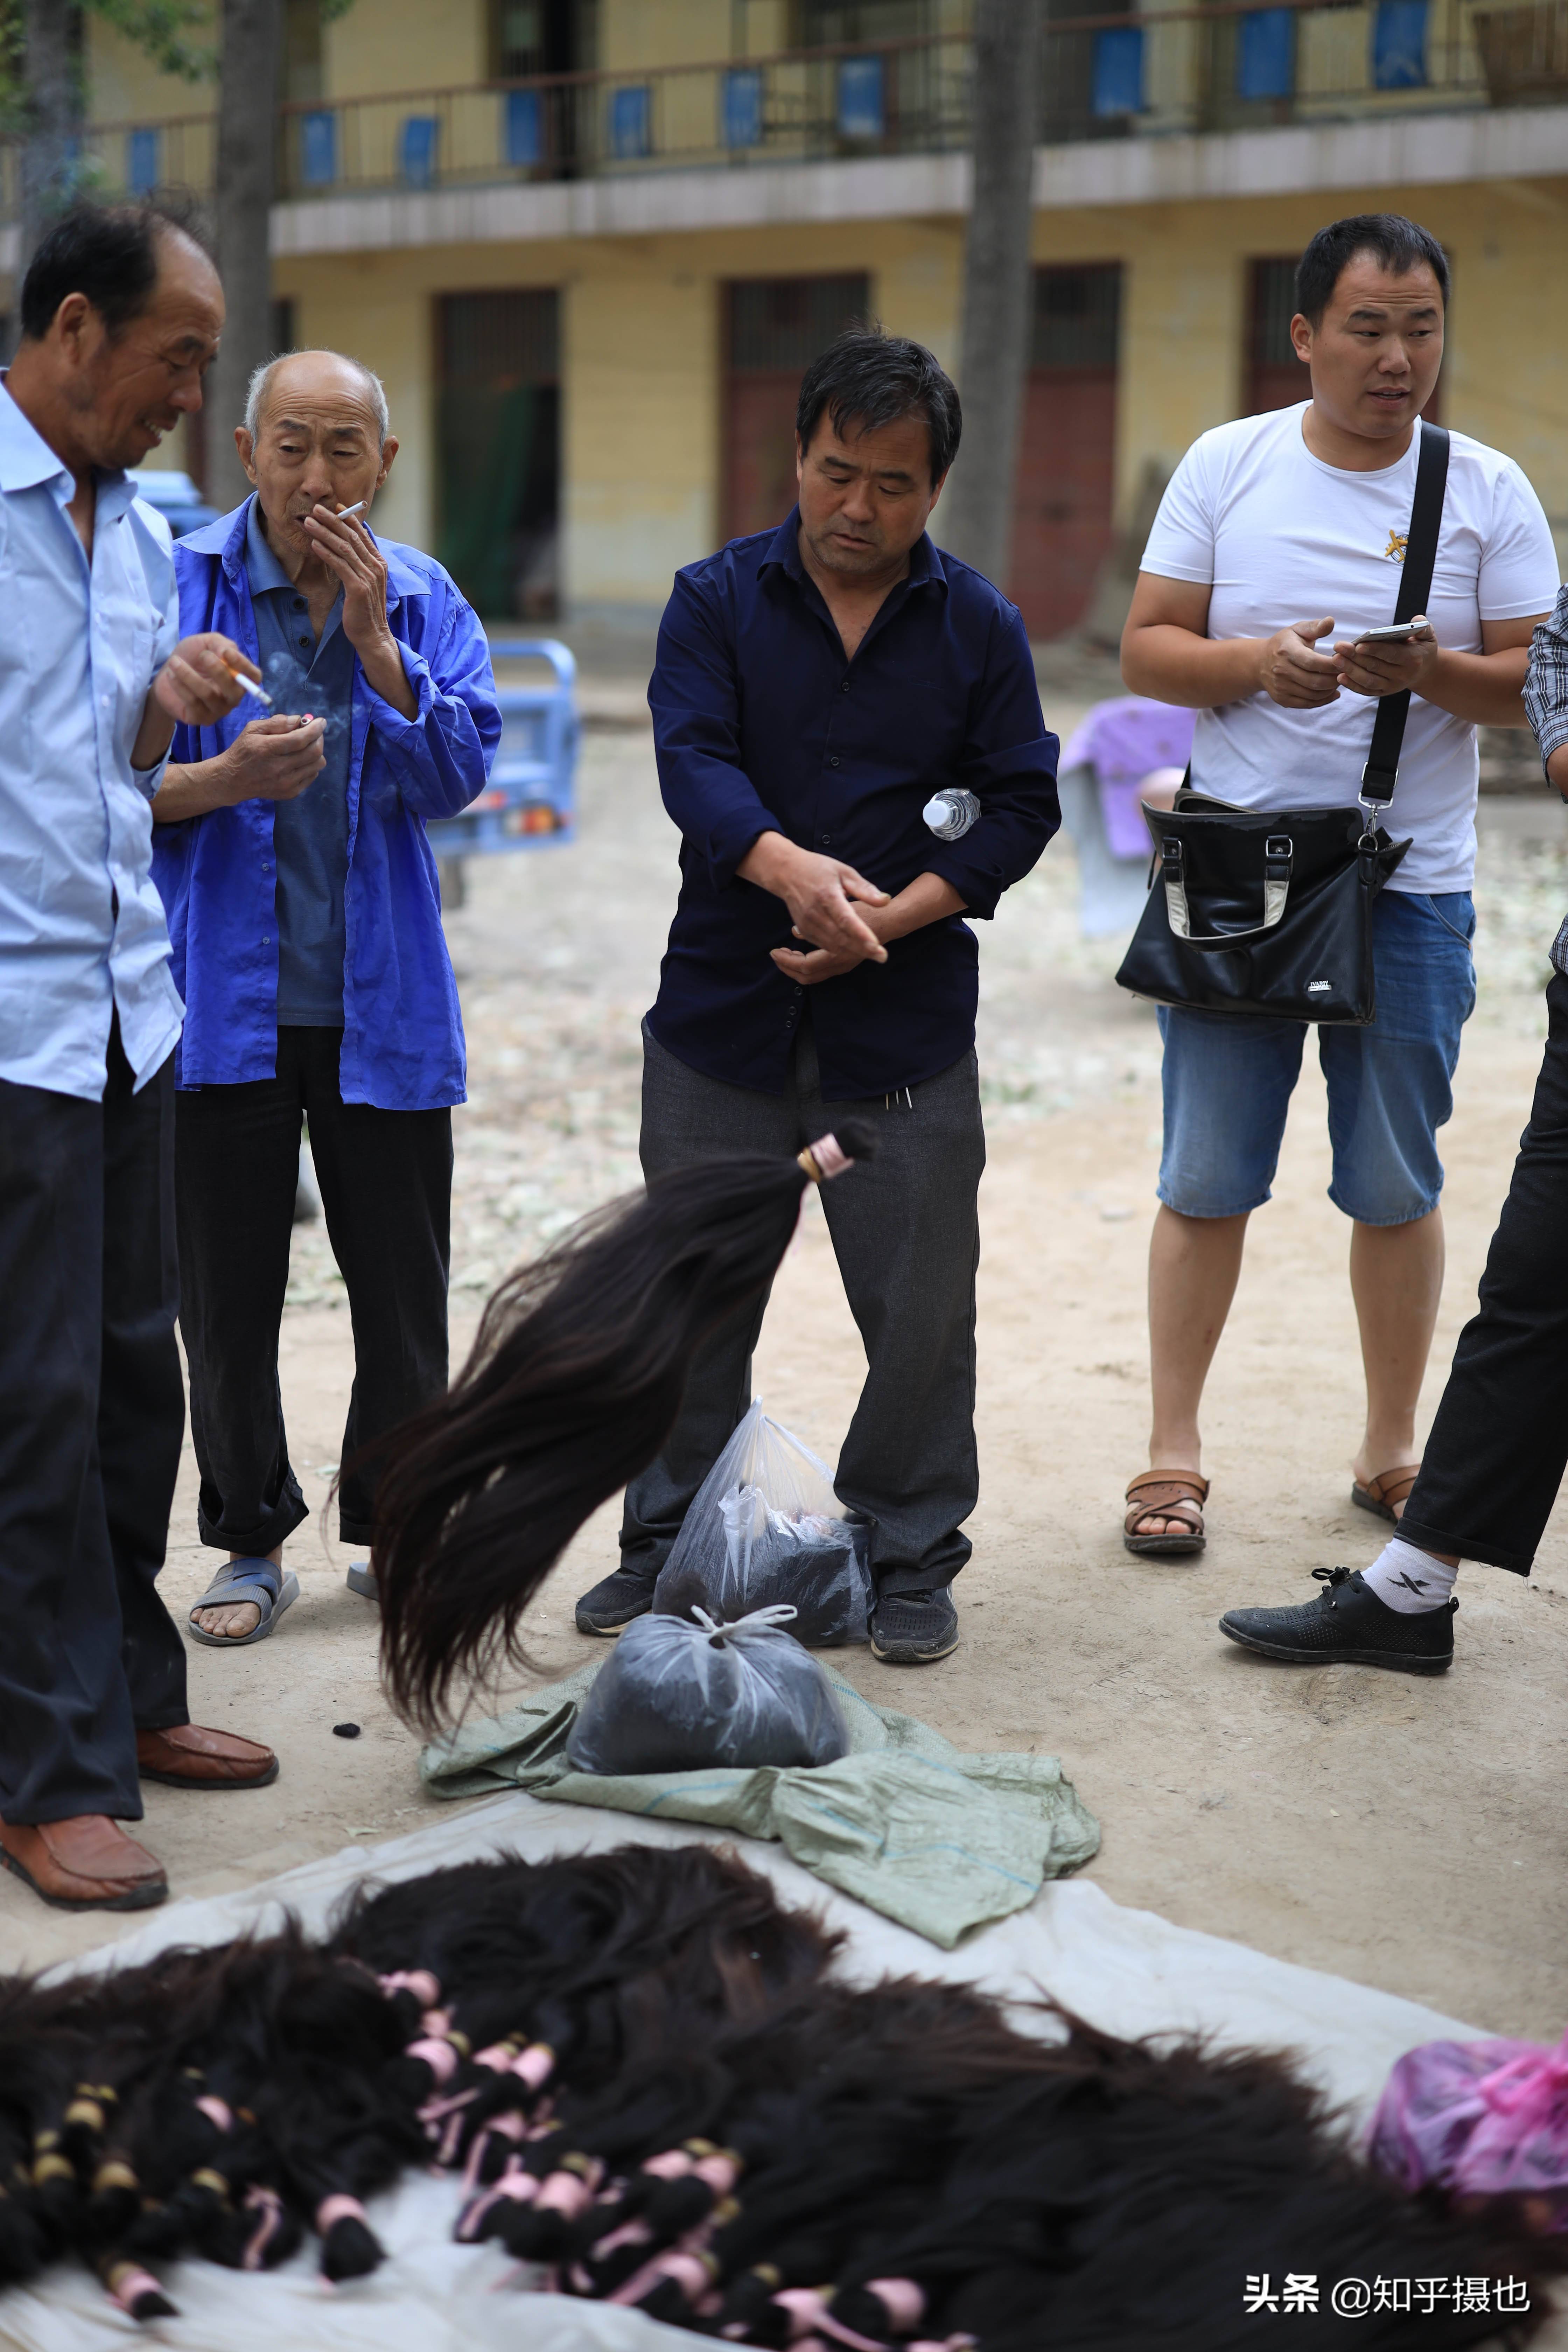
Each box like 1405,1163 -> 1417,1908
0,1816 -> 168,1912
136,1722 -> 279,1791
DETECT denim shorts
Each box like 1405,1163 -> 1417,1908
1156,889 -> 1476,1227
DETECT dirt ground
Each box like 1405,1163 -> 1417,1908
8,699 -> 1568,2062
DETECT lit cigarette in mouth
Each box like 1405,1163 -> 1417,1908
223,661 -> 274,708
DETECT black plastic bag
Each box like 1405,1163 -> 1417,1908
564,1605 -> 850,1777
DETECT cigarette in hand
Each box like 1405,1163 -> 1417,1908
336,499 -> 366,519
223,660 -> 274,709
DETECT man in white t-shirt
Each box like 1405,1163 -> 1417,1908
1117,212 -> 1557,1679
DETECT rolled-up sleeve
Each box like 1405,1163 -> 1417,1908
650,572 -> 783,891
1525,585 -> 1568,780
920,605 -> 1060,918
367,594 -> 500,821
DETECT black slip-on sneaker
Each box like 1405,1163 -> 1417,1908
869,1587 -> 959,1665
575,1566 -> 659,1637
1219,1567 -> 1455,1675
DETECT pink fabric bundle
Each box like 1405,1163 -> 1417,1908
1369,2031 -> 1568,2221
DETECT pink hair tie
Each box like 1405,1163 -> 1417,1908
817,2311 -> 896,2352
106,2264 -> 167,2315
316,2194 -> 368,2234
513,2042 -> 554,2091
798,1133 -> 854,1183
534,2164 -> 600,2219
775,2288 -> 831,2340
194,2095 -> 233,2133
691,2152 -> 741,2195
867,2281 -> 926,2334
407,2036 -> 460,2084
590,2217 -> 653,2261
240,2185 -> 285,2271
379,1969 -> 441,2006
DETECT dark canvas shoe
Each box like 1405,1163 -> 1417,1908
869,1587 -> 959,1665
575,1564 -> 659,1637
1220,1567 -> 1456,1675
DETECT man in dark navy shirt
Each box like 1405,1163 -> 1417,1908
576,330 -> 1059,1664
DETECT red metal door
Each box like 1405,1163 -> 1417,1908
722,274 -> 870,546
1008,264 -> 1121,640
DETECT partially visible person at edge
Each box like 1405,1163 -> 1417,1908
1219,587 -> 1568,1676
1117,211 -> 1556,1672
573,327 -> 1059,1667
151,350 -> 499,1647
0,200 -> 280,1917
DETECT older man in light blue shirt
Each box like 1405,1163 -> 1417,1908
0,198 -> 282,1917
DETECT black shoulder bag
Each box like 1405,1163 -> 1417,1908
1115,421 -> 1449,1025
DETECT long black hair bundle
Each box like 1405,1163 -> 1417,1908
0,1843 -> 1560,2345
370,1125 -> 876,1729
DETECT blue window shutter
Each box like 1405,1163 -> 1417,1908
400,114 -> 439,187
837,55 -> 885,140
723,65 -> 763,148
609,83 -> 650,158
1373,0 -> 1429,85
126,125 -> 160,194
301,110 -> 337,187
505,87 -> 542,167
1237,8 -> 1296,98
1092,24 -> 1145,114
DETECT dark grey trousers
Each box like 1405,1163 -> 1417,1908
620,1020 -> 986,1597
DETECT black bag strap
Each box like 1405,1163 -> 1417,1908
1359,420 -> 1450,817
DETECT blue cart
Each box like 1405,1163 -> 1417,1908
428,636 -> 580,908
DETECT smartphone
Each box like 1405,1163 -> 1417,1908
1354,621 -> 1429,644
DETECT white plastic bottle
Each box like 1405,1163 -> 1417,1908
923,788 -> 980,841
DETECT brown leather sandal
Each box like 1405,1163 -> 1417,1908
1124,1470 -> 1209,1557
1351,1463 -> 1421,1523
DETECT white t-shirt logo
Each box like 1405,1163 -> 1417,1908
1138,401 -> 1558,896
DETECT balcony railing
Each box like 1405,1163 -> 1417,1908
6,3 -> 1563,220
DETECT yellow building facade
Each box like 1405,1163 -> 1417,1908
52,0 -> 1568,631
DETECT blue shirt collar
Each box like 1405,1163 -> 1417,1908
758,505 -> 947,596
186,491 -> 429,609
243,492 -> 297,594
0,379 -> 136,523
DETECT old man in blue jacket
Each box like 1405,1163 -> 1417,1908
152,347 -> 499,1645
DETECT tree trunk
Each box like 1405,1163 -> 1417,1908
19,0 -> 83,299
939,0 -> 1043,590
203,0 -> 284,507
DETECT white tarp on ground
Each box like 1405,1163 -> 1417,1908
0,1789 -> 1486,2352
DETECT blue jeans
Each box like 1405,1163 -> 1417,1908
1156,890 -> 1476,1227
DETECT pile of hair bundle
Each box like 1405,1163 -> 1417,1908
0,1843 -> 1558,2347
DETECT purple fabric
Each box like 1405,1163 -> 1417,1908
1369,2032 -> 1568,2222
1061,697 -> 1196,862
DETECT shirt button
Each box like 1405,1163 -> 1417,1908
820,834 -> 833,846
298,636 -> 312,650
840,679 -> 849,693
262,935 -> 271,944
828,756 -> 840,769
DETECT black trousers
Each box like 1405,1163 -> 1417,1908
1401,971 -> 1568,1576
0,1029 -> 188,1825
175,1027 -> 452,1554
621,1021 -> 986,1596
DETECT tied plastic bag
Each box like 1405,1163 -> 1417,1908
653,1400 -> 872,1645
1369,2030 -> 1568,2224
564,1605 -> 850,1777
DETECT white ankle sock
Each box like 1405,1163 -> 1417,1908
1362,1536 -> 1458,1615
